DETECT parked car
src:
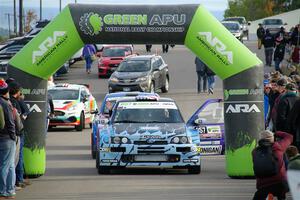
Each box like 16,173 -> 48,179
108,55 -> 169,93
91,92 -> 159,159
187,99 -> 225,155
48,83 -> 98,131
96,95 -> 201,174
26,20 -> 50,36
262,18 -> 287,35
98,45 -> 134,78
222,21 -> 244,42
223,16 -> 250,39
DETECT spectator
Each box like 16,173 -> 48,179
195,57 -> 207,93
252,130 -> 293,200
264,80 -> 271,124
288,98 -> 300,150
275,27 -> 286,41
205,66 -> 215,95
162,44 -> 169,53
256,23 -> 265,49
274,37 -> 286,72
276,83 -> 299,132
82,44 -> 96,74
0,79 -> 16,199
262,29 -> 275,66
268,78 -> 287,131
286,146 -> 300,200
7,81 -> 26,190
145,45 -> 152,52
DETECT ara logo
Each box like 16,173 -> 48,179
198,32 -> 233,64
225,104 -> 261,113
32,31 -> 66,64
27,104 -> 42,113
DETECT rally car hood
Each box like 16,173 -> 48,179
109,123 -> 187,140
113,71 -> 149,79
53,100 -> 78,110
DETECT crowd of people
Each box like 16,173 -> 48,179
0,78 -> 30,199
252,23 -> 300,200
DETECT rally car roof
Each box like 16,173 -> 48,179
48,83 -> 87,90
116,97 -> 174,103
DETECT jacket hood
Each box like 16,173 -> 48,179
281,92 -> 297,99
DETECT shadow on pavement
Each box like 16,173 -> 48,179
46,154 -> 91,161
46,145 -> 90,151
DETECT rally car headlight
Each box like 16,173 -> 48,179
113,137 -> 121,144
136,76 -> 148,82
110,77 -> 119,83
171,136 -> 191,144
172,137 -> 180,144
67,105 -> 77,111
121,137 -> 128,144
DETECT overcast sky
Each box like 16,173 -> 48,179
1,0 -> 228,11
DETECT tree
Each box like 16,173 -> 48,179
25,10 -> 37,33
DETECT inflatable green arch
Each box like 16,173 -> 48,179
8,4 -> 264,177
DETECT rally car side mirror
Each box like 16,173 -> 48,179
194,118 -> 206,125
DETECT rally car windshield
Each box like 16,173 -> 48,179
117,60 -> 151,72
112,102 -> 184,123
102,48 -> 128,57
48,89 -> 79,100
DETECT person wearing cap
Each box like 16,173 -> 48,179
268,78 -> 287,131
0,79 -> 16,199
262,29 -> 275,66
257,23 -> 265,49
252,130 -> 293,200
276,83 -> 299,132
274,37 -> 286,72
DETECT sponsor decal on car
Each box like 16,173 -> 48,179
197,145 -> 222,154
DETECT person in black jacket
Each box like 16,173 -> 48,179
205,65 -> 216,95
288,98 -> 300,150
274,37 -> 286,72
262,29 -> 275,66
195,57 -> 207,93
257,23 -> 265,49
0,79 -> 16,199
276,83 -> 299,132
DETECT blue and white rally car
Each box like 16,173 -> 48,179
97,95 -> 201,174
91,92 -> 159,159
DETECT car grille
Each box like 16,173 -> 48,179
118,78 -> 137,83
54,111 -> 65,116
108,64 -> 119,68
137,146 -> 165,154
134,141 -> 168,145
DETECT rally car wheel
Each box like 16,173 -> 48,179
98,166 -> 111,174
161,77 -> 169,93
149,81 -> 155,93
75,112 -> 85,131
188,165 -> 201,174
91,133 -> 96,159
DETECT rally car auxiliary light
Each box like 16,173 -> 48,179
110,147 -> 126,152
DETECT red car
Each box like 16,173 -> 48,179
98,45 -> 134,78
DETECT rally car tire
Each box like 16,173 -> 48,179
149,81 -> 155,93
161,77 -> 169,93
91,133 -> 96,159
96,150 -> 100,168
98,166 -> 111,174
75,112 -> 85,131
188,165 -> 201,174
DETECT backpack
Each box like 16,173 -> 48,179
253,144 -> 279,178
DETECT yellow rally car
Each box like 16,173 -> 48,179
48,83 -> 97,131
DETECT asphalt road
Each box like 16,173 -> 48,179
16,43 -> 291,200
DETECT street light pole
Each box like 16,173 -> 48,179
5,13 -> 11,37
40,0 -> 42,20
13,0 -> 17,35
19,0 -> 23,36
59,0 -> 62,12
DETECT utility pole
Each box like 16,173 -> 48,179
75,0 -> 77,3
5,13 -> 11,37
59,0 -> 62,12
19,0 -> 23,36
40,0 -> 42,20
13,0 -> 17,35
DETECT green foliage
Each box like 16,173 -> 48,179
225,0 -> 300,21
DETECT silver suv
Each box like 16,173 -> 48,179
262,19 -> 287,35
